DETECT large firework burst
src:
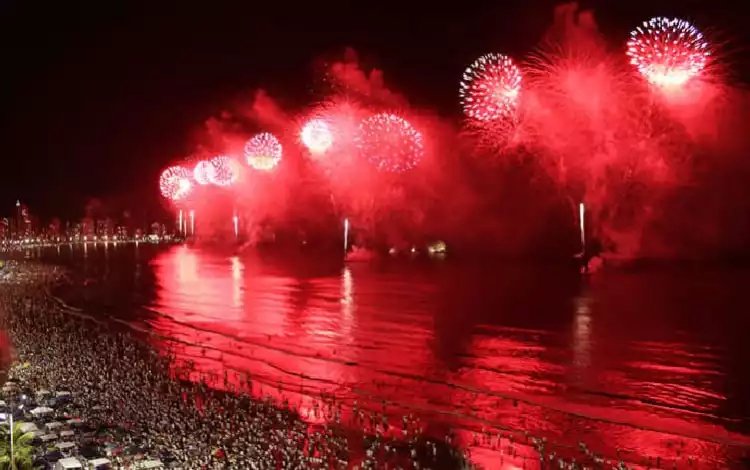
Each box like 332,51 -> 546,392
207,155 -> 239,187
355,113 -> 424,172
627,17 -> 710,87
244,132 -> 283,171
460,53 -> 522,121
193,160 -> 213,185
159,165 -> 192,201
300,117 -> 334,154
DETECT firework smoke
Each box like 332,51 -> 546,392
510,3 -> 687,258
328,48 -> 407,107
159,7 -> 750,260
244,89 -> 291,130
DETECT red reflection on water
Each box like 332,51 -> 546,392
143,246 -> 750,468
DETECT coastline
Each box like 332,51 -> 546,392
3,259 -> 746,468
0,260 -> 475,469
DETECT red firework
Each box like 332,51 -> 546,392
207,156 -> 239,187
300,118 -> 334,154
356,113 -> 424,172
159,165 -> 192,201
627,17 -> 710,87
193,160 -> 213,185
460,53 -> 522,121
244,132 -> 283,171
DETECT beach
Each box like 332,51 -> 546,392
0,260 -> 479,469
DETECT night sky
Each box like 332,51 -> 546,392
1,0 -> 745,221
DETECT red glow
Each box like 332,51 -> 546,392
143,249 -> 750,468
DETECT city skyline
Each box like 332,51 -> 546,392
0,198 -> 171,242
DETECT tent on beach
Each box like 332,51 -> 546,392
18,422 -> 39,434
31,405 -> 54,417
55,457 -> 83,470
87,458 -> 111,470
46,421 -> 64,432
136,460 -> 164,469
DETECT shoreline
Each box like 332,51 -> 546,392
2,260 -> 747,469
0,260 -> 476,469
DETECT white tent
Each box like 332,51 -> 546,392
46,421 -> 64,431
31,406 -> 54,417
137,461 -> 164,469
55,457 -> 83,470
57,441 -> 76,452
18,422 -> 39,434
87,458 -> 111,470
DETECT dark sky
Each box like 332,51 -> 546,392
0,0 -> 745,221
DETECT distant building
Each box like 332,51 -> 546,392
81,217 -> 95,239
150,222 -> 165,237
66,222 -> 81,240
96,218 -> 114,238
49,219 -> 62,240
116,225 -> 128,239
15,201 -> 33,239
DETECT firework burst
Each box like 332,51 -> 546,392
300,118 -> 334,154
627,17 -> 710,87
207,155 -> 239,187
193,160 -> 213,185
244,132 -> 283,171
355,113 -> 424,172
460,53 -> 522,121
159,165 -> 192,201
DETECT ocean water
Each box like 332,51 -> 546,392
35,242 -> 750,468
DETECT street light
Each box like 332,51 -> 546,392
10,405 -> 23,470
9,399 -> 25,470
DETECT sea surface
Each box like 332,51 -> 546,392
30,242 -> 750,468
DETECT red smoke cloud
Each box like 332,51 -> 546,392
167,6 -> 750,259
327,48 -> 407,108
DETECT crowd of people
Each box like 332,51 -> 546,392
0,261 -> 477,469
